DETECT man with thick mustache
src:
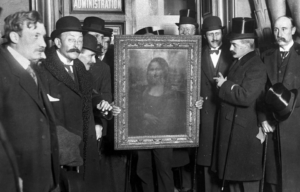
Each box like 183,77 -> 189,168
197,16 -> 232,192
260,16 -> 300,192
38,16 -> 111,192
213,17 -> 266,192
0,11 -> 60,192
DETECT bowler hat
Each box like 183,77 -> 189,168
82,34 -> 100,54
82,17 -> 110,35
153,30 -> 164,35
135,27 -> 154,35
175,9 -> 198,28
228,17 -> 257,40
202,16 -> 225,33
51,16 -> 85,40
104,28 -> 113,37
266,83 -> 298,122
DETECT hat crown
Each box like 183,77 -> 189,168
153,30 -> 164,35
179,9 -> 196,19
56,16 -> 82,31
135,27 -> 154,35
82,34 -> 99,53
266,83 -> 291,111
232,17 -> 255,34
202,16 -> 223,32
83,17 -> 105,30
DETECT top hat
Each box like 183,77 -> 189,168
104,28 -> 113,37
153,30 -> 164,35
82,34 -> 100,54
82,17 -> 110,35
228,17 -> 257,40
135,27 -> 154,35
51,16 -> 85,40
201,16 -> 225,33
266,83 -> 298,122
175,9 -> 198,28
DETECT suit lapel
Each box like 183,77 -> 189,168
1,47 -> 46,116
265,50 -> 278,85
44,49 -> 82,97
202,46 -> 215,81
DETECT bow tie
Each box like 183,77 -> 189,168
209,49 -> 220,55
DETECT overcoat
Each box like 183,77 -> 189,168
0,122 -> 20,192
197,43 -> 232,166
0,46 -> 59,192
260,43 -> 300,191
213,51 -> 266,181
89,58 -> 112,136
39,47 -> 102,192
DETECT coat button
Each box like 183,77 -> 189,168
42,135 -> 45,139
40,118 -> 44,122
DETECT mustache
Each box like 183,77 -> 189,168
36,48 -> 45,52
211,40 -> 220,43
67,48 -> 80,53
230,51 -> 236,55
277,37 -> 286,42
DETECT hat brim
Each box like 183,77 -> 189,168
201,26 -> 226,33
51,28 -> 86,40
176,23 -> 199,28
227,33 -> 257,40
273,89 -> 298,122
82,26 -> 110,36
83,46 -> 101,55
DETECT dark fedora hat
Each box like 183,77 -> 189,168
228,17 -> 257,40
153,30 -> 164,35
82,17 -> 109,35
266,83 -> 298,122
82,34 -> 100,54
201,16 -> 225,33
135,27 -> 154,35
51,16 -> 85,40
104,28 -> 113,37
175,9 -> 198,28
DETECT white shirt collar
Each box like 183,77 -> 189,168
7,46 -> 31,69
56,50 -> 74,65
279,41 -> 294,52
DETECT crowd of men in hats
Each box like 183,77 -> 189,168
0,5 -> 300,192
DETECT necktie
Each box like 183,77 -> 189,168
280,51 -> 289,60
210,49 -> 220,55
26,64 -> 38,85
64,65 -> 75,80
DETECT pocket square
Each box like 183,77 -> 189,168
47,94 -> 60,102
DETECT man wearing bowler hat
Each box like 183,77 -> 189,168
176,9 -> 198,35
213,17 -> 267,192
39,16 -> 112,192
196,16 -> 232,192
260,16 -> 300,192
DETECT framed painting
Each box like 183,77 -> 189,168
70,0 -> 125,14
114,35 -> 202,150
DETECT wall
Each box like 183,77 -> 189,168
0,0 -> 30,34
133,0 -> 180,35
235,0 -> 252,18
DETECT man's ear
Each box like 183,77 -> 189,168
292,26 -> 296,35
54,37 -> 61,48
9,32 -> 19,44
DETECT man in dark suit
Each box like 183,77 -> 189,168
260,16 -> 300,192
0,122 -> 21,192
197,16 -> 232,192
82,17 -> 113,150
39,16 -> 112,192
0,11 -> 59,192
213,18 -> 266,192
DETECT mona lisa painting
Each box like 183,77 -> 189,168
114,35 -> 201,149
